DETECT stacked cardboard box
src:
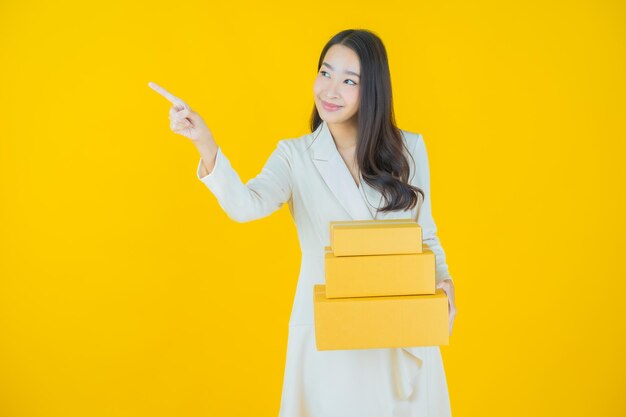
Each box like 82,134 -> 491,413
314,218 -> 449,350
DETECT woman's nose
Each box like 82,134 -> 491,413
325,82 -> 340,98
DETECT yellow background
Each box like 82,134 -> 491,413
1,0 -> 624,416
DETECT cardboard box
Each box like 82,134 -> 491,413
329,219 -> 422,256
324,245 -> 436,298
313,284 -> 449,350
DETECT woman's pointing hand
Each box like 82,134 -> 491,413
148,81 -> 213,143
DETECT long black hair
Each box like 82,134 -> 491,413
310,29 -> 424,214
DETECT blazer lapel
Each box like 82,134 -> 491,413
309,120 -> 375,220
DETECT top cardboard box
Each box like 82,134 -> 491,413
329,219 -> 423,256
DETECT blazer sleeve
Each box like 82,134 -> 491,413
196,140 -> 293,223
413,133 -> 453,284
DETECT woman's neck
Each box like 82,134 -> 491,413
327,121 -> 357,151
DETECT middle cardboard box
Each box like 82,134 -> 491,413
324,244 -> 436,298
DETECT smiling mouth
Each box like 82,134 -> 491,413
322,100 -> 343,109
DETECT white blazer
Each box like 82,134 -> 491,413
196,120 -> 453,414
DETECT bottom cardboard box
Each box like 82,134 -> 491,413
313,284 -> 449,350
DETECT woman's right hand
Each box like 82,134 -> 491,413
148,81 -> 213,143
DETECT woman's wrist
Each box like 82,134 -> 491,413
193,137 -> 219,175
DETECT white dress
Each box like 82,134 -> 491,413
196,120 -> 454,417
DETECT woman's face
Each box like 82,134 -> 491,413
313,44 -> 361,125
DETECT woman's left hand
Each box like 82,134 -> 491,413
436,278 -> 457,336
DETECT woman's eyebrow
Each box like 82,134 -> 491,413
322,62 -> 360,78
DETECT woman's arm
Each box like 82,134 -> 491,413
412,133 -> 453,285
194,137 -> 219,177
194,138 -> 294,223
413,132 -> 457,335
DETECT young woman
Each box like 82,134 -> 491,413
150,28 -> 457,417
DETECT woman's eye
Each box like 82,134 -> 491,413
319,70 -> 357,86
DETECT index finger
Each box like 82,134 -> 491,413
148,81 -> 189,109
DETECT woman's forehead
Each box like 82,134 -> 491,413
323,45 -> 361,75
